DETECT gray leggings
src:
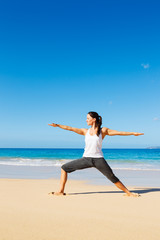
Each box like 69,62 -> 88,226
61,157 -> 119,184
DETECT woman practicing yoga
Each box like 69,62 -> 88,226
48,111 -> 144,197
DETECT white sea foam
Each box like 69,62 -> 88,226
112,167 -> 160,171
0,157 -> 160,171
0,157 -> 70,167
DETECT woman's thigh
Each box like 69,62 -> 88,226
93,158 -> 119,183
61,157 -> 93,173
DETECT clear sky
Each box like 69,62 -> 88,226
0,0 -> 160,148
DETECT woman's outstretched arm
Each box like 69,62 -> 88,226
102,127 -> 144,137
48,123 -> 87,135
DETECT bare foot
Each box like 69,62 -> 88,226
123,192 -> 140,197
48,192 -> 66,196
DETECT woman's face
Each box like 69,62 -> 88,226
86,114 -> 96,126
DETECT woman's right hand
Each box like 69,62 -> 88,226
48,123 -> 58,127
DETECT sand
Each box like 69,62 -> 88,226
0,178 -> 160,240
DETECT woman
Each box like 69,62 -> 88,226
48,111 -> 144,197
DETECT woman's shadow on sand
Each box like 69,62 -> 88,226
68,188 -> 160,196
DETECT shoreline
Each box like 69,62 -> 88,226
1,178 -> 160,240
0,164 -> 160,187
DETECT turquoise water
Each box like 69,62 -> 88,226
0,148 -> 160,171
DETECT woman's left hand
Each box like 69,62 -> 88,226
133,132 -> 144,136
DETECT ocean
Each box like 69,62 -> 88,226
0,148 -> 160,170
0,148 -> 160,186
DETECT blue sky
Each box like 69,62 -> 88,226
0,0 -> 160,148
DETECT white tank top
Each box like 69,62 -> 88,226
83,129 -> 104,158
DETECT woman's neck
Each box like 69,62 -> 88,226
90,123 -> 98,131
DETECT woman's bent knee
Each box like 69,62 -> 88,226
61,164 -> 73,173
61,165 -> 67,172
61,167 -> 67,173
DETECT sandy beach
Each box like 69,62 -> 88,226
0,178 -> 160,240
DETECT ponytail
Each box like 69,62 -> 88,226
97,115 -> 102,136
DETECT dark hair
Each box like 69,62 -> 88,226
88,111 -> 102,136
